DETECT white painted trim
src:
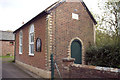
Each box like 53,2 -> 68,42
28,53 -> 34,56
19,30 -> 23,54
93,23 -> 96,44
29,24 -> 35,55
19,52 -> 22,55
72,13 -> 79,20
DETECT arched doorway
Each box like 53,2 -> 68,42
71,39 -> 82,64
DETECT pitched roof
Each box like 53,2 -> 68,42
14,0 -> 97,33
0,31 -> 15,41
81,1 -> 97,24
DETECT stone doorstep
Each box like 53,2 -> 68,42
14,63 -> 42,79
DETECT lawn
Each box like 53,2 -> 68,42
1,56 -> 14,63
0,56 -> 14,58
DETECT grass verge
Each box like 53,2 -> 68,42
1,56 -> 14,63
0,56 -> 14,58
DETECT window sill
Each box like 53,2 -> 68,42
19,53 -> 22,54
29,54 -> 34,56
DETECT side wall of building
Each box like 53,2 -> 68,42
15,15 -> 47,70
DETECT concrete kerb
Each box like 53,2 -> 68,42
15,60 -> 51,79
14,62 -> 42,79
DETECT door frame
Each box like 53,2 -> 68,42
68,37 -> 84,64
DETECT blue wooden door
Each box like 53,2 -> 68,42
71,40 -> 82,64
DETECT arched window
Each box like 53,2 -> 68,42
19,30 -> 23,54
29,24 -> 34,55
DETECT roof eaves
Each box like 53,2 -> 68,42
13,11 -> 48,33
14,0 -> 97,34
45,0 -> 65,13
13,1 -> 66,34
81,2 -> 97,25
46,0 -> 97,25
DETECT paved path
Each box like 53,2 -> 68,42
2,58 -> 34,78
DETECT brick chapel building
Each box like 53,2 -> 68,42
14,0 -> 97,78
0,31 -> 15,56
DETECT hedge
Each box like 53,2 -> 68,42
85,44 -> 120,68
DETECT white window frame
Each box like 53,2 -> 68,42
29,24 -> 34,56
19,30 -> 23,54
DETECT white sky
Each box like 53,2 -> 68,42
0,0 -> 100,31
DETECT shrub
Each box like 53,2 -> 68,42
6,53 -> 10,56
85,44 -> 120,68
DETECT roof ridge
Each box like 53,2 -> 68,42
14,0 -> 97,33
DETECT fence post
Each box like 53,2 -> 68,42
51,53 -> 54,80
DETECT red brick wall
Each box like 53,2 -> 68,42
1,40 -> 14,56
15,15 -> 47,70
50,2 -> 95,77
15,1 -> 95,77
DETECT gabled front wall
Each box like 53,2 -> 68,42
15,15 -> 47,70
49,2 -> 95,77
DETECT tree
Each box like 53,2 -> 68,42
96,0 -> 120,45
85,0 -> 120,67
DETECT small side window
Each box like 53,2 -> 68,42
19,30 -> 23,54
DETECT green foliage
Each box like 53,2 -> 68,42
97,0 -> 120,37
0,56 -> 14,58
96,30 -> 120,46
87,28 -> 120,68
6,54 -> 10,56
89,0 -> 120,68
86,43 -> 120,68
